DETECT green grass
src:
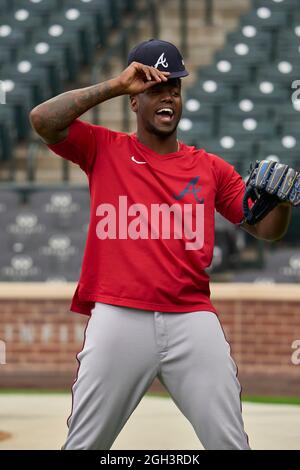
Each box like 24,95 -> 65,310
0,389 -> 68,394
146,391 -> 300,405
241,395 -> 300,406
0,389 -> 300,405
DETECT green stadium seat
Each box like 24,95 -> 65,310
226,28 -> 272,53
0,26 -> 25,63
62,0 -> 111,46
256,60 -> 300,86
16,43 -> 66,95
177,119 -> 214,145
240,8 -> 288,30
0,11 -> 43,43
215,41 -> 270,66
1,62 -> 51,106
277,27 -> 300,52
252,0 -> 299,11
12,0 -> 60,22
196,60 -> 251,85
181,101 -> 218,134
257,136 -> 300,168
221,100 -> 270,121
289,10 -> 300,26
182,100 -> 215,120
48,10 -> 98,65
271,101 -> 300,125
238,81 -> 289,104
0,106 -> 15,163
0,0 -> 13,12
31,27 -> 81,80
3,83 -> 32,139
276,45 -> 300,64
197,137 -> 254,176
219,117 -> 276,143
0,45 -> 11,68
280,122 -> 300,139
186,80 -> 233,104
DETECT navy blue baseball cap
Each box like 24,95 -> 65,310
127,38 -> 189,79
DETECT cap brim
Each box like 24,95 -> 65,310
167,70 -> 189,79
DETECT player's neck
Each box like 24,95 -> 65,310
135,129 -> 179,155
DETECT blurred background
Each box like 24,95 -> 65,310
0,0 -> 300,450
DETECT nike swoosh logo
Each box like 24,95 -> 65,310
131,156 -> 147,164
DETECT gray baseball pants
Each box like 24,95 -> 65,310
62,302 -> 250,450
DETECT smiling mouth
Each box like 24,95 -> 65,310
155,109 -> 175,124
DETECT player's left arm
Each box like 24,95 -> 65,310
239,159 -> 299,241
239,201 -> 292,242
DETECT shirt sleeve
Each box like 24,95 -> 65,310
46,119 -> 101,175
212,153 -> 246,225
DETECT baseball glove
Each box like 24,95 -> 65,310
242,159 -> 300,225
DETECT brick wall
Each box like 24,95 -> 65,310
0,283 -> 299,396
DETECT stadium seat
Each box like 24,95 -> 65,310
276,45 -> 300,63
215,41 -> 270,66
182,99 -> 215,121
177,119 -> 214,145
12,0 -> 61,22
0,10 -> 44,44
252,0 -> 300,11
181,101 -> 217,135
271,101 -> 300,126
221,100 -> 270,121
2,82 -> 32,139
35,231 -> 85,281
240,8 -> 288,30
0,106 -> 16,162
1,62 -> 51,107
0,45 -> 12,68
0,252 -> 48,281
62,0 -> 111,46
277,27 -> 300,53
31,27 -> 82,80
227,27 -> 273,51
0,0 -> 13,12
48,9 -> 100,65
185,80 -> 233,104
219,116 -> 276,143
257,135 -> 300,167
29,189 -> 90,230
0,190 -> 20,215
238,80 -> 289,104
196,60 -> 251,86
0,26 -> 25,63
197,137 -> 254,176
16,43 -> 67,95
279,122 -> 300,139
256,60 -> 300,86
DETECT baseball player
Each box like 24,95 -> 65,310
29,39 -> 294,450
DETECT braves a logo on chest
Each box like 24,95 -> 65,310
95,178 -> 205,250
173,176 -> 204,203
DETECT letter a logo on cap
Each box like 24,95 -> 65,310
154,52 -> 168,69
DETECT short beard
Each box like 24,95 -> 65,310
144,118 -> 179,138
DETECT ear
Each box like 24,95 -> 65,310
130,95 -> 138,113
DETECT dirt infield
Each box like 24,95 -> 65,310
0,393 -> 299,450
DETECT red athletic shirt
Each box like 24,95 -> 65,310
47,119 -> 246,316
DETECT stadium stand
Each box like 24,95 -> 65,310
1,0 -> 299,281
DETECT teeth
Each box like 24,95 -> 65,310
157,108 -> 174,116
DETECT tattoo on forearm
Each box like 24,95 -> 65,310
32,80 -> 116,132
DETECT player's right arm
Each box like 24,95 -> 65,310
29,62 -> 170,145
